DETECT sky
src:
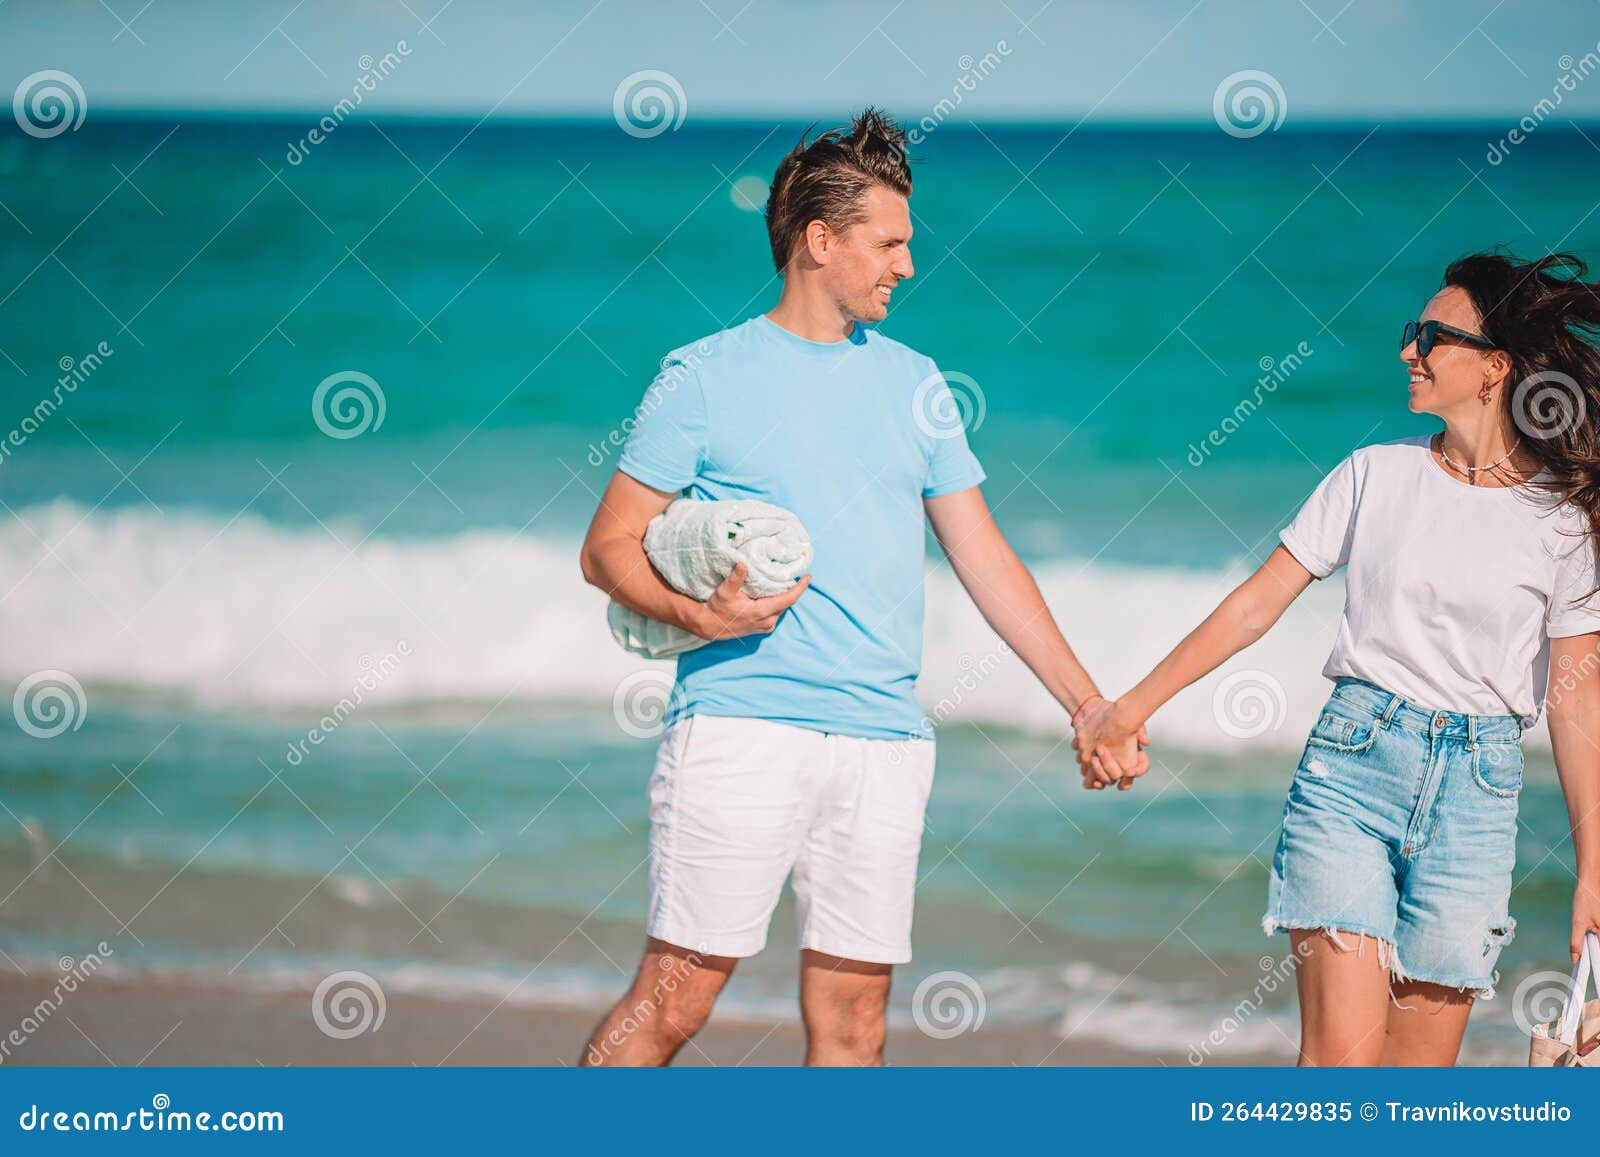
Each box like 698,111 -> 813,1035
3,0 -> 1600,124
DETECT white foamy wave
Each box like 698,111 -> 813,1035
919,554 -> 1350,751
0,500 -> 638,712
0,501 -> 1546,751
946,960 -> 1301,1062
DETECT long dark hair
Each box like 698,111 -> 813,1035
1443,250 -> 1600,548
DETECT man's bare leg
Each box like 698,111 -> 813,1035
798,949 -> 892,1066
580,938 -> 735,1066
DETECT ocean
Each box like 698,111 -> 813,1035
1,114 -> 1596,1063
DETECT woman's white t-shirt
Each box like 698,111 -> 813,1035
1279,434 -> 1600,725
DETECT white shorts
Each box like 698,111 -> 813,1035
645,714 -> 937,965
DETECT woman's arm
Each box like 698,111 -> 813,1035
1080,545 -> 1315,786
1545,632 -> 1600,961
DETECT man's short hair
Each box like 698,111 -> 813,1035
764,107 -> 912,273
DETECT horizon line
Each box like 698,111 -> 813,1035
66,107 -> 1599,133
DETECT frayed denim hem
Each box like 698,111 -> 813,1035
1262,916 -> 1503,1001
1263,916 -> 1409,978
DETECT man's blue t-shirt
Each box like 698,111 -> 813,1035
616,315 -> 986,740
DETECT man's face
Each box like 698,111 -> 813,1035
823,184 -> 914,323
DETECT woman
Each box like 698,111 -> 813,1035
1073,251 -> 1600,1065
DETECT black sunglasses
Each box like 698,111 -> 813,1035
1401,319 -> 1497,357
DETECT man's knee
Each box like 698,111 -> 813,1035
831,1005 -> 888,1060
652,983 -> 719,1046
805,984 -> 889,1060
582,983 -> 716,1065
583,944 -> 734,1065
631,946 -> 731,1046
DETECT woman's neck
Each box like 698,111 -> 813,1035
1435,413 -> 1528,486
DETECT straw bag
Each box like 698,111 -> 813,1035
1529,931 -> 1600,1067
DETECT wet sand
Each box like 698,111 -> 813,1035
0,972 -> 1284,1067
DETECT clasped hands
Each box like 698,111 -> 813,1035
1070,695 -> 1151,791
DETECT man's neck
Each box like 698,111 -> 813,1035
765,287 -> 856,344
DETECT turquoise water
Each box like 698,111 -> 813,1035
13,117 -> 1597,553
2,116 -> 1598,1061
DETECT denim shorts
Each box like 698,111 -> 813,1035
1262,677 -> 1523,998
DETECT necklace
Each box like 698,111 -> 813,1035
1434,434 -> 1521,481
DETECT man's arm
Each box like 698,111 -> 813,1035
579,470 -> 811,641
923,485 -> 1102,719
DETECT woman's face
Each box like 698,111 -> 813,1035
1401,285 -> 1507,416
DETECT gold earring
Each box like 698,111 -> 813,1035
1479,375 -> 1493,405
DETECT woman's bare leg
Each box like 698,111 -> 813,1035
1290,929 -> 1393,1066
1379,980 -> 1474,1065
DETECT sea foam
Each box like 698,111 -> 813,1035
1,500 -> 1546,752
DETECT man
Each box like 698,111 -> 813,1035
578,108 -> 1144,1066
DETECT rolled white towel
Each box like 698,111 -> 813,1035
607,498 -> 813,659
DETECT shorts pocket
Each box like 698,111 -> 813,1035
1304,709 -> 1378,754
1471,741 -> 1524,798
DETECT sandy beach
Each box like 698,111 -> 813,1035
0,972 -> 1284,1068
